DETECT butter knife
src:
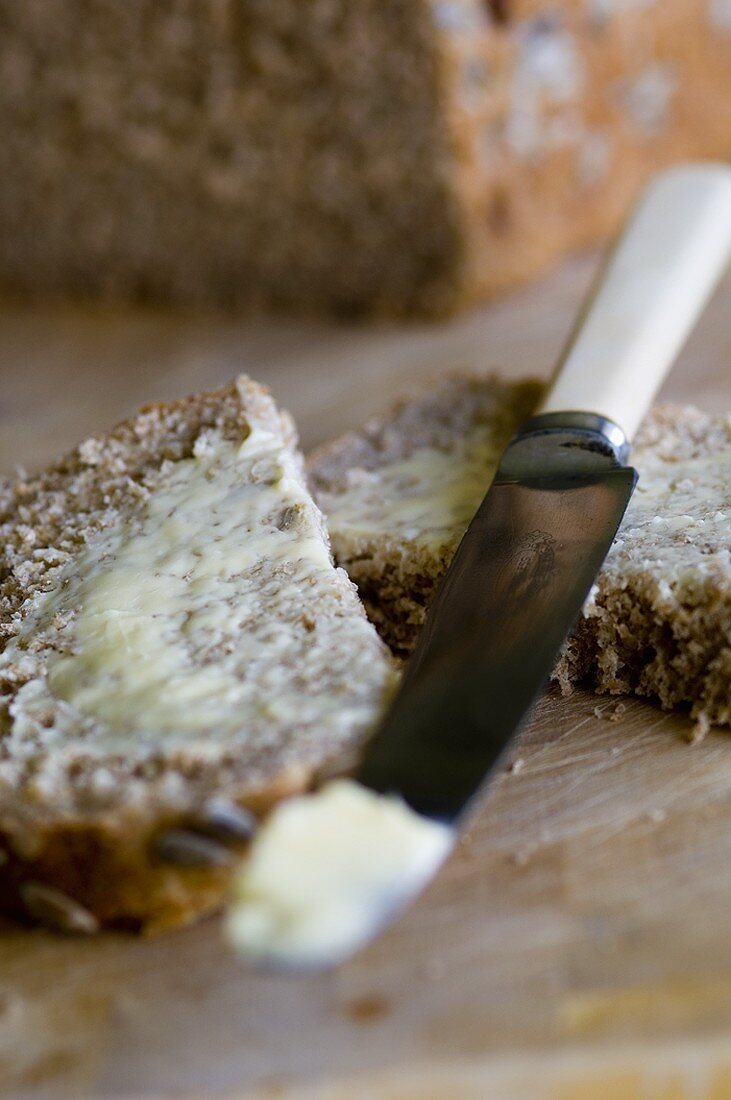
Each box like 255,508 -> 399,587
227,163 -> 731,968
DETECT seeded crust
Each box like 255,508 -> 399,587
0,378 -> 394,932
309,374 -> 731,731
0,2 -> 730,314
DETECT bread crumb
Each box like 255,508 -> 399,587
686,713 -> 711,744
593,702 -> 627,722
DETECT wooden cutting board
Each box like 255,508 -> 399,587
2,256 -> 731,1100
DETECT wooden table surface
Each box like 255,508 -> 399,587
2,255 -> 731,1099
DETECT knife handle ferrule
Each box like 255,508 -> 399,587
498,411 -> 629,481
514,412 -> 628,463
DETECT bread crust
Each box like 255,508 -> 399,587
0,774 -> 306,934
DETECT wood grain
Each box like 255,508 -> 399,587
1,255 -> 731,1099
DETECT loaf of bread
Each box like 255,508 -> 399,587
0,377 -> 395,932
309,374 -> 731,732
1,2 -> 730,314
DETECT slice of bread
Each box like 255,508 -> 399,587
309,373 -> 731,733
309,374 -> 544,656
0,377 -> 395,933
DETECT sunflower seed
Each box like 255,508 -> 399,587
276,503 -> 309,533
192,798 -> 258,845
154,828 -> 234,868
20,881 -> 99,935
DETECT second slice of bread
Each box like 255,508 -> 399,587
309,373 -> 731,733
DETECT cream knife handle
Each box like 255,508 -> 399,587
540,163 -> 731,443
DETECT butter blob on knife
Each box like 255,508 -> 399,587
225,779 -> 453,968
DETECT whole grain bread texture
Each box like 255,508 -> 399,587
0,377 -> 395,933
309,373 -> 731,733
0,2 -> 730,315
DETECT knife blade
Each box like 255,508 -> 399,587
227,163 -> 731,968
357,417 -> 636,821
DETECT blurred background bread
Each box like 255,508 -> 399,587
1,0 -> 730,316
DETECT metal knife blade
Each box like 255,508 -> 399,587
357,421 -> 637,822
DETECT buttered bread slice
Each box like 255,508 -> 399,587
0,377 -> 395,932
309,375 -> 543,655
309,373 -> 731,733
